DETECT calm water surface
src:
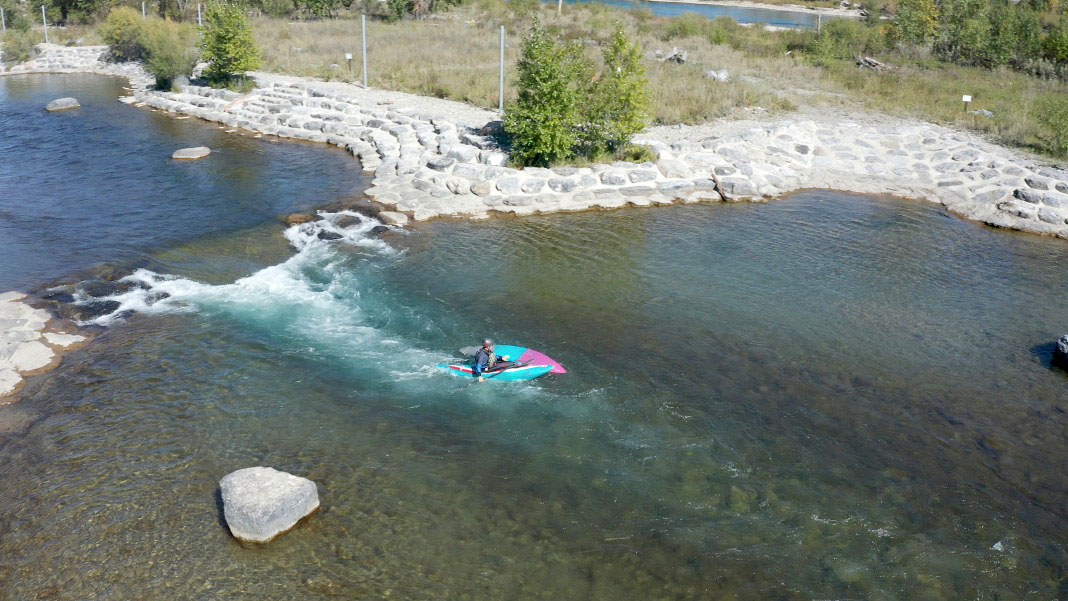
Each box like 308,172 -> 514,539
1,75 -> 1067,600
555,0 -> 825,28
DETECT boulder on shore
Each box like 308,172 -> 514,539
219,466 -> 319,543
46,98 -> 81,112
377,211 -> 409,226
172,146 -> 211,160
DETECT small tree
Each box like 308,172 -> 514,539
504,19 -> 589,167
581,24 -> 651,156
200,3 -> 261,84
144,19 -> 198,90
1033,94 -> 1068,157
894,0 -> 939,46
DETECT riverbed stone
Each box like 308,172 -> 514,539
600,172 -> 627,186
1055,335 -> 1068,368
219,467 -> 320,543
1024,176 -> 1049,190
470,181 -> 494,197
172,146 -> 211,160
45,97 -> 80,111
1037,207 -> 1061,224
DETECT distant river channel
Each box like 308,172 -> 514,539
553,0 -> 829,28
1,74 -> 1066,600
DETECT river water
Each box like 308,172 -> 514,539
557,0 -> 825,28
1,75 -> 1067,600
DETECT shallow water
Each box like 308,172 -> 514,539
557,0 -> 825,29
2,76 -> 1068,600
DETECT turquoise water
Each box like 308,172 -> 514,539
553,0 -> 825,28
2,75 -> 1068,600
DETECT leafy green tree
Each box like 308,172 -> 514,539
386,0 -> 411,21
1044,19 -> 1068,63
0,0 -> 32,32
984,1 -> 1019,67
503,19 -> 590,167
100,6 -> 151,61
143,19 -> 198,89
581,23 -> 652,156
199,3 -> 261,82
894,0 -> 940,45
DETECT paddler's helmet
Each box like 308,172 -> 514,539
483,338 -> 494,347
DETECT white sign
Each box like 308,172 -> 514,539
962,95 -> 972,102
345,53 -> 353,60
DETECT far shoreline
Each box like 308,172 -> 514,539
623,0 -> 860,19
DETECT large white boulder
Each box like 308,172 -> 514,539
45,97 -> 81,112
219,467 -> 319,543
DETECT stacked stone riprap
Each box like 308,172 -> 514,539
0,292 -> 88,400
7,44 -> 1068,239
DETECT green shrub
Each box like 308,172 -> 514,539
1033,93 -> 1068,156
200,3 -> 261,84
0,0 -> 31,32
2,30 -> 40,64
893,0 -> 939,45
580,23 -> 652,155
662,12 -> 707,40
100,6 -> 149,62
143,19 -> 198,90
1043,19 -> 1068,64
387,0 -> 411,21
504,19 -> 589,167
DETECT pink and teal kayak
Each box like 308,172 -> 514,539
439,344 -> 566,381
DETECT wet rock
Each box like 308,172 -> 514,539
378,211 -> 408,226
285,213 -> 316,226
42,291 -> 76,304
46,97 -> 80,112
1054,335 -> 1068,368
370,225 -> 390,234
76,299 -> 121,318
334,214 -> 363,229
219,466 -> 319,543
317,230 -> 343,241
172,146 -> 211,160
80,279 -> 137,298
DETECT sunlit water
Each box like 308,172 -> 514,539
2,75 -> 1068,601
555,0 -> 825,28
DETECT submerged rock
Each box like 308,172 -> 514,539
370,225 -> 390,234
45,97 -> 80,112
334,214 -> 363,229
219,466 -> 319,543
285,213 -> 316,226
172,146 -> 211,160
316,230 -> 343,241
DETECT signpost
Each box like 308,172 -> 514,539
962,94 -> 972,113
346,52 -> 353,72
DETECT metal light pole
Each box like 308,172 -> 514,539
2,8 -> 6,33
141,1 -> 146,17
361,14 -> 368,88
197,3 -> 202,26
499,25 -> 505,113
41,5 -> 48,44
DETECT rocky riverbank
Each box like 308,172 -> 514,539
0,292 -> 88,401
5,43 -> 1067,239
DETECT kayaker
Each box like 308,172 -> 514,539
473,339 -> 512,382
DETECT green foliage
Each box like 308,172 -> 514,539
0,0 -> 32,32
258,0 -> 297,17
1044,19 -> 1068,63
386,0 -> 411,21
100,7 -> 151,62
893,0 -> 939,45
806,18 -> 888,65
1032,93 -> 1068,155
200,3 -> 261,83
662,12 -> 707,40
581,23 -> 652,155
143,19 -> 198,89
503,19 -> 588,167
2,30 -> 40,63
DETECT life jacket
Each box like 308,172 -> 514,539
475,347 -> 497,369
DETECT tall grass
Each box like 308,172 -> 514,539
213,0 -> 1068,158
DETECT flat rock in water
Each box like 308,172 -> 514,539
45,98 -> 81,112
377,211 -> 408,226
172,147 -> 211,160
219,466 -> 319,543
